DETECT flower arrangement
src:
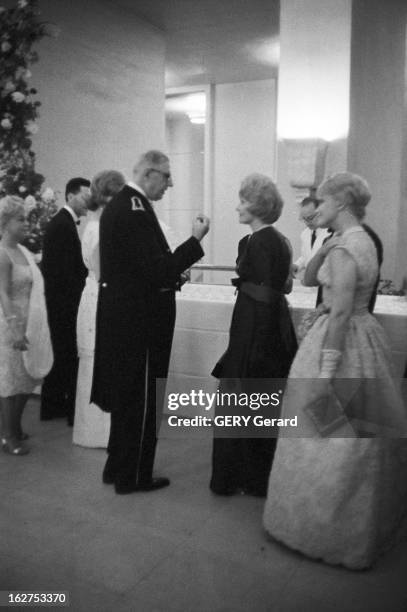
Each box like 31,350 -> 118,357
0,0 -> 58,253
22,187 -> 58,253
377,279 -> 405,297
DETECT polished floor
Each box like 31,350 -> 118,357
1,397 -> 407,612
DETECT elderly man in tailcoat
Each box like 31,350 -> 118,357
91,150 -> 209,494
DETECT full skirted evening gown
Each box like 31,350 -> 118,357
263,226 -> 407,569
210,226 -> 297,496
73,211 -> 110,447
0,248 -> 38,396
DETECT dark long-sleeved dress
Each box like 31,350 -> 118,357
210,225 -> 297,496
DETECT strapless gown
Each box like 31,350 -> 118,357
0,253 -> 37,396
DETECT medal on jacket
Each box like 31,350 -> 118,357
131,196 -> 145,211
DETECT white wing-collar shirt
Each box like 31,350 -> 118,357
294,227 -> 330,273
63,204 -> 80,225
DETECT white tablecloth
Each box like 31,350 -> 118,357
169,283 -> 407,392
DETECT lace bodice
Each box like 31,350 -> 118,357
318,226 -> 378,314
9,261 -> 32,304
0,247 -> 32,322
0,246 -> 36,396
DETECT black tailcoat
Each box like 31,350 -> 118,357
40,208 -> 87,421
91,185 -> 204,487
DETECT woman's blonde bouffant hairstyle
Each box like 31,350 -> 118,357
0,195 -> 25,233
318,172 -> 371,220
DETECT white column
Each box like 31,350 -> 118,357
348,0 -> 407,285
276,0 -> 351,258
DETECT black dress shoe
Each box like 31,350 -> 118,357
40,405 -> 67,421
210,485 -> 238,496
115,477 -> 170,495
102,455 -> 119,484
102,471 -> 116,485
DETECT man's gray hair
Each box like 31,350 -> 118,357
134,150 -> 169,172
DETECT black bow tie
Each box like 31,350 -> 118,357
75,220 -> 80,226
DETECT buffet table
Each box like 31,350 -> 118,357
168,282 -> 407,391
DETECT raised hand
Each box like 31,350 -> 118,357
192,215 -> 210,241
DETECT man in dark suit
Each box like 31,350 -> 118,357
41,177 -> 91,425
91,150 -> 209,494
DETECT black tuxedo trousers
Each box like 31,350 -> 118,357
40,209 -> 86,422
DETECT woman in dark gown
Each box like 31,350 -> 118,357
210,174 -> 297,496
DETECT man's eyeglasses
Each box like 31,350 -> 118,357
149,168 -> 172,181
302,214 -> 317,223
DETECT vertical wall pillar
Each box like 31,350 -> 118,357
276,0 -> 351,255
348,0 -> 407,284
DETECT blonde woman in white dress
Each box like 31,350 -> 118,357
263,172 -> 407,569
73,171 -> 125,447
0,196 -> 52,455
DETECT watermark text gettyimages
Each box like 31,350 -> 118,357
156,378 -> 407,439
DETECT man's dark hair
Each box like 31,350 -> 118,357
65,177 -> 90,201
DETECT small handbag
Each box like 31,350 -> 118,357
304,386 -> 355,437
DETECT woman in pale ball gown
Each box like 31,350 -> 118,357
73,170 -> 125,447
263,172 -> 407,569
0,196 -> 52,455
